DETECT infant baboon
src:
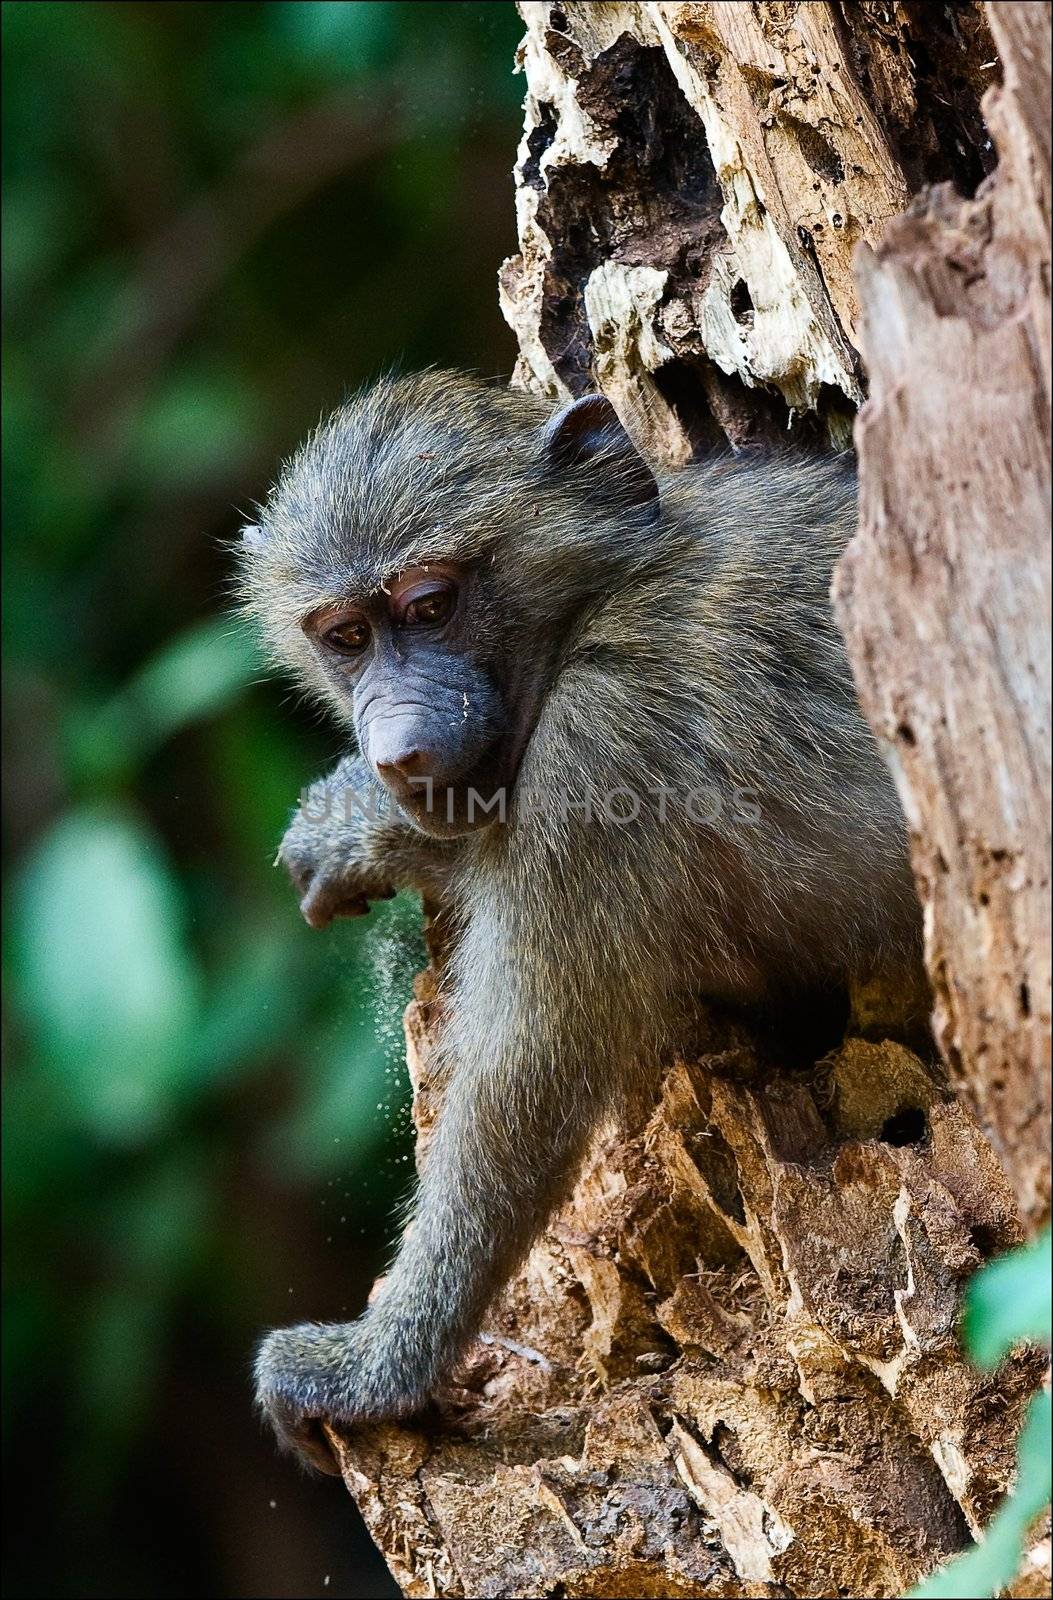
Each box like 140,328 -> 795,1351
238,370 -> 919,1471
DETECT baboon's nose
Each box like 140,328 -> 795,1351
376,748 -> 433,779
371,722 -> 443,785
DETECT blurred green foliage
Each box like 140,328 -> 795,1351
910,1229 -> 1052,1600
4,8 -> 1050,1600
2,3 -> 521,1595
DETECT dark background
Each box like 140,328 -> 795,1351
2,3 -> 523,1594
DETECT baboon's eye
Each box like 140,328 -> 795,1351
320,616 -> 371,656
397,582 -> 457,628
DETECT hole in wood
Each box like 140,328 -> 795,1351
879,1106 -> 928,1147
969,1223 -> 1003,1260
730,277 -> 754,325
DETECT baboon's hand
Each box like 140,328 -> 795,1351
277,808 -> 396,930
254,1320 -> 420,1475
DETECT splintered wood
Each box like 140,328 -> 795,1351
331,1010 -> 1042,1597
330,5 -> 1051,1595
835,0 -> 1052,1229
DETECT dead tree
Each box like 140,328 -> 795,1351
327,6 -> 1051,1595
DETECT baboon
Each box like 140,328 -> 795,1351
238,370 -> 920,1471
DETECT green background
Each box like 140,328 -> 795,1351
2,3 -> 523,1594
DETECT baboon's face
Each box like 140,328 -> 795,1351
303,560 -> 530,838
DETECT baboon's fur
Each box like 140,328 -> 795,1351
238,370 -> 920,1470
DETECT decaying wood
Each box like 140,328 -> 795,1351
331,976 -> 1044,1598
499,0 -> 998,454
834,0 -> 1052,1229
330,5 -> 1051,1595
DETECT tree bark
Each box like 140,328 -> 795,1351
328,6 -> 1051,1595
833,0 -> 1051,1231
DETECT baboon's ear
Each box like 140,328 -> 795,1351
542,394 -> 659,512
240,523 -> 266,551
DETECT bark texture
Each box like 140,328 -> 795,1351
833,0 -> 1052,1230
329,5 -> 1051,1595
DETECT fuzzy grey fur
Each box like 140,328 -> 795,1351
237,370 -> 920,1472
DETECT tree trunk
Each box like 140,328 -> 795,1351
833,0 -> 1051,1232
328,6 -> 1051,1595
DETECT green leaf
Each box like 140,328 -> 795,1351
8,807 -> 202,1141
125,616 -> 262,744
1,176 -> 86,310
963,1229 -> 1052,1368
129,365 -> 258,485
910,1391 -> 1051,1599
276,0 -> 399,77
910,1236 -> 1052,1597
65,616 -> 262,784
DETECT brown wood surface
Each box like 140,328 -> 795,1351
835,0 -> 1051,1229
329,6 -> 1051,1594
